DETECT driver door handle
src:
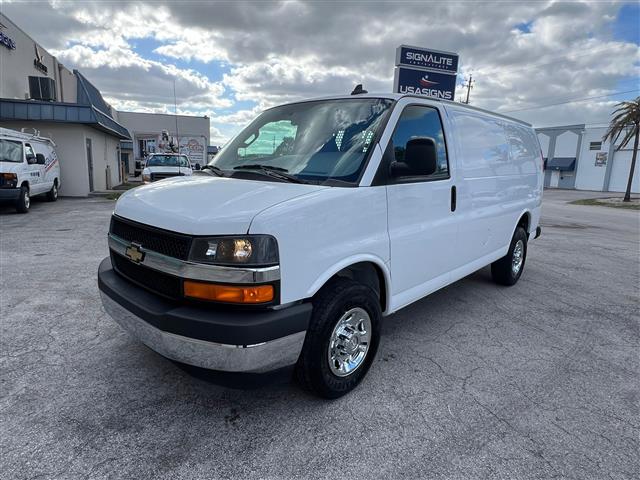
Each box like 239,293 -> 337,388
451,185 -> 457,212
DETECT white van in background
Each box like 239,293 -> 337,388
99,93 -> 543,398
141,153 -> 192,183
0,127 -> 60,213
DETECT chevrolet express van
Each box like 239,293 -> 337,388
0,127 -> 60,213
98,93 -> 543,398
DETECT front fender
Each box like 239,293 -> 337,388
306,254 -> 392,314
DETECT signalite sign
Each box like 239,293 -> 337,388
394,45 -> 459,100
395,45 -> 459,74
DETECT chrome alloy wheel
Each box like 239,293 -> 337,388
512,239 -> 524,275
52,184 -> 58,199
328,307 -> 372,377
24,191 -> 30,209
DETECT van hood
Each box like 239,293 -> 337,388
114,175 -> 329,235
0,162 -> 24,174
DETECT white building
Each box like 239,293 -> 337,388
0,13 -> 129,196
117,111 -> 209,175
0,13 -> 211,194
537,124 -> 638,193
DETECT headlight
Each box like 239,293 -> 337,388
189,235 -> 278,266
1,173 -> 17,187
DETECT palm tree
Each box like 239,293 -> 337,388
603,97 -> 640,202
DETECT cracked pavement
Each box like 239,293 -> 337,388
1,190 -> 638,479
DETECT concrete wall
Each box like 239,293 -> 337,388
57,62 -> 77,103
609,148 -> 639,193
0,13 -> 75,102
0,122 -> 121,196
574,127 -> 608,191
84,126 -> 121,192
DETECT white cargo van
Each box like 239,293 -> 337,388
0,127 -> 60,213
98,93 -> 543,398
141,153 -> 192,183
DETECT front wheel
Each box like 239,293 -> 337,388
16,186 -> 30,213
296,278 -> 381,399
491,226 -> 528,286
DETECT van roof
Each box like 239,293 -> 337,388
0,127 -> 56,146
276,93 -> 532,127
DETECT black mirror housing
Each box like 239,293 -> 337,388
406,137 -> 437,176
389,137 -> 438,178
35,153 -> 46,165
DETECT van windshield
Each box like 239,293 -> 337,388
0,139 -> 23,163
147,155 -> 189,167
210,98 -> 394,185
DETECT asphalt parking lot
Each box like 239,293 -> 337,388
1,189 -> 638,480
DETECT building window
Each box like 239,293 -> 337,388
589,141 -> 602,150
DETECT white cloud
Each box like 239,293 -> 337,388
1,0 -> 637,143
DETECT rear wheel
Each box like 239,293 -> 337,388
46,180 -> 58,202
296,278 -> 381,399
491,227 -> 527,286
16,185 -> 30,213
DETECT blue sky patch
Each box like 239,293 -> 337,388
515,21 -> 533,34
613,3 -> 640,45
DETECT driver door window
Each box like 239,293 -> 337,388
238,120 -> 297,160
390,105 -> 449,180
25,143 -> 43,190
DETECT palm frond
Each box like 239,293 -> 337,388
603,97 -> 640,145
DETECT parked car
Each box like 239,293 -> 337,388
0,127 -> 60,213
141,153 -> 192,183
98,93 -> 543,398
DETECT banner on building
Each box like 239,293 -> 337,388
179,136 -> 206,166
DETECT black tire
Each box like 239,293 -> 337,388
296,277 -> 382,399
491,226 -> 528,286
15,185 -> 30,213
46,180 -> 58,202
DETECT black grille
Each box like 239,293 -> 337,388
152,172 -> 183,181
110,216 -> 192,260
111,252 -> 182,299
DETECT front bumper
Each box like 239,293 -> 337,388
0,187 -> 20,201
98,257 -> 312,373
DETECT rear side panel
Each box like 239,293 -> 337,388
445,105 -> 542,273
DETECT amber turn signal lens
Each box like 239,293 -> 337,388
183,280 -> 274,303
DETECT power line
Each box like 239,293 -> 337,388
501,89 -> 640,113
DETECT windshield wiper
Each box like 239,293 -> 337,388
233,164 -> 309,184
198,165 -> 226,177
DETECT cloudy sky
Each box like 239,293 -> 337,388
3,1 -> 639,144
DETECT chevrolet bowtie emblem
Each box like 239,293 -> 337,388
125,243 -> 145,263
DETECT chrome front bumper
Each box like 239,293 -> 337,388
100,292 -> 306,373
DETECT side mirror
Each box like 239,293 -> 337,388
390,137 -> 438,177
36,153 -> 46,165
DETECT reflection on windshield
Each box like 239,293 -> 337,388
211,98 -> 393,184
147,155 -> 189,167
0,139 -> 23,163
